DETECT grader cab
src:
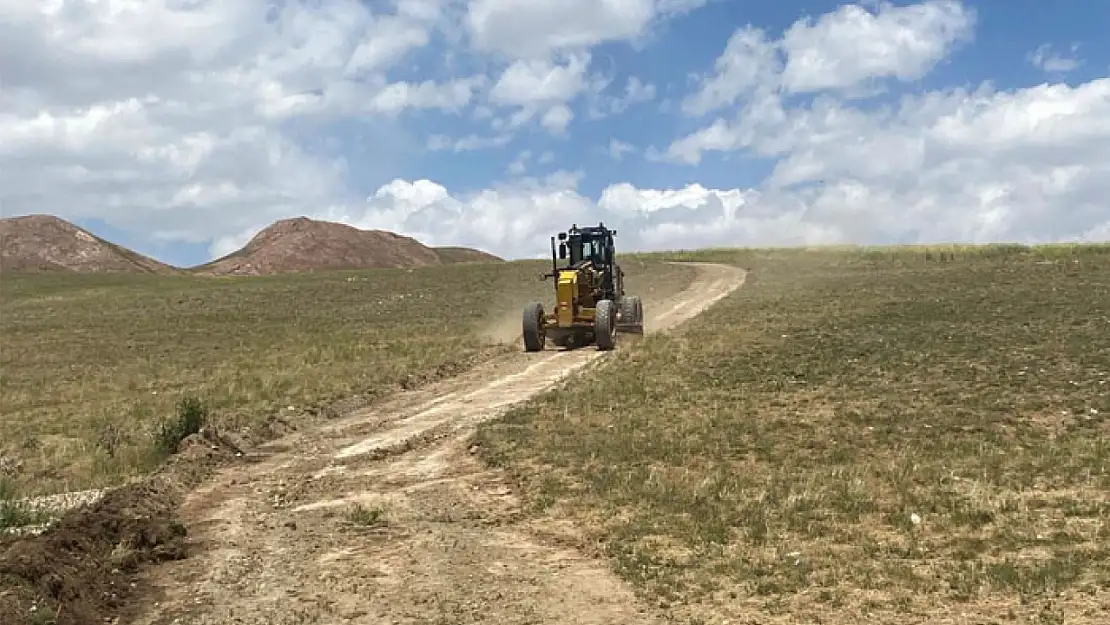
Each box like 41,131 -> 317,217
521,222 -> 644,352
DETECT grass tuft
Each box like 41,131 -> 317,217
0,477 -> 51,532
343,502 -> 387,528
153,396 -> 208,457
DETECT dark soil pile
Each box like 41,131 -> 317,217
0,429 -> 242,625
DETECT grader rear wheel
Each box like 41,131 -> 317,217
522,301 -> 546,352
618,295 -> 644,334
595,299 -> 617,351
630,295 -> 644,324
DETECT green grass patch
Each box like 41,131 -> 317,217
0,477 -> 52,532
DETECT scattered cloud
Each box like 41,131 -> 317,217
682,0 -> 976,117
608,139 -> 637,161
591,76 -> 658,118
507,150 -> 532,175
427,133 -> 514,152
777,0 -> 975,93
464,0 -> 706,59
487,52 -> 593,134
1027,43 -> 1082,74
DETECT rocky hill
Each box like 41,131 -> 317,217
0,215 -> 502,276
193,217 -> 502,276
0,215 -> 176,274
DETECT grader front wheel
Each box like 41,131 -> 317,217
522,301 -> 546,352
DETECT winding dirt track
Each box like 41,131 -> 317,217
128,262 -> 746,625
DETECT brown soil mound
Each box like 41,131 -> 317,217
193,217 -> 498,275
0,428 -> 243,625
0,215 -> 176,274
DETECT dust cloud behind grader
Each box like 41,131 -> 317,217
521,222 -> 645,352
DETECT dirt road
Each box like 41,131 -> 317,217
127,262 -> 746,625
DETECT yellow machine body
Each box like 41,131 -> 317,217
547,265 -> 601,329
521,222 -> 644,352
555,270 -> 576,326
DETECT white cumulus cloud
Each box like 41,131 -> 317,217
682,0 -> 976,117
464,0 -> 704,59
778,0 -> 975,93
310,175 -> 840,260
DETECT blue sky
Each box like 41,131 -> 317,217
325,0 -> 1110,199
2,0 -> 1108,266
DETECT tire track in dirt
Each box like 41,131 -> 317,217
127,262 -> 746,625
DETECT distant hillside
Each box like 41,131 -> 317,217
0,215 -> 176,274
193,217 -> 502,276
432,246 -> 503,264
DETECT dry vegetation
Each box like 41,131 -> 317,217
0,258 -> 696,503
476,244 -> 1110,624
5,239 -> 1109,624
0,255 -> 697,625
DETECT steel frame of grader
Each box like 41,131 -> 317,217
522,222 -> 644,352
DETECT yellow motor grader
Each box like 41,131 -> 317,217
522,222 -> 644,351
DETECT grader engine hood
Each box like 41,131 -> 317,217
555,268 -> 578,327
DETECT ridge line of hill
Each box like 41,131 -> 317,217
0,214 -> 503,276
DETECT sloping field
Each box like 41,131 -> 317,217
476,244 -> 1110,624
0,261 -> 721,625
4,245 -> 1109,625
0,259 -> 695,499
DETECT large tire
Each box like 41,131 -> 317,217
626,295 -> 643,324
522,302 -> 545,352
595,299 -> 617,351
618,295 -> 644,334
618,297 -> 636,324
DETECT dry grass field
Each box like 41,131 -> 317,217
476,244 -> 1110,624
0,259 -> 696,504
4,242 -> 1110,625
